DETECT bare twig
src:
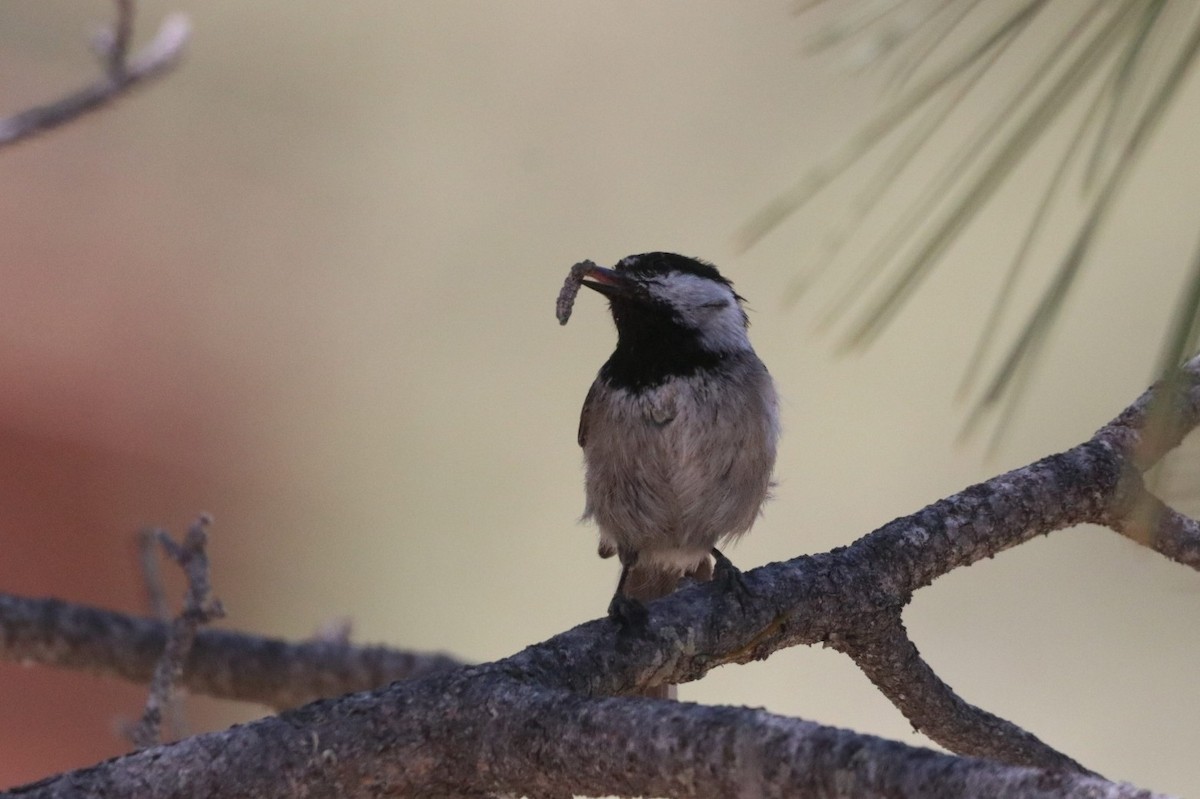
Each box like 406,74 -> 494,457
105,0 -> 136,79
0,3 -> 190,149
137,528 -> 171,622
133,527 -> 185,739
130,516 -> 225,748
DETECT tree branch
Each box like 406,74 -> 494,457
5,356 -> 1198,795
5,3 -> 1190,794
1118,493 -> 1200,566
1,669 -> 1161,799
832,610 -> 1091,773
0,593 -> 464,710
0,3 -> 190,149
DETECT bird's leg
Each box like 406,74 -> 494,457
678,554 -> 713,589
608,550 -> 649,628
711,547 -> 752,608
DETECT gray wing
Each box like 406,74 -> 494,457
578,380 -> 600,448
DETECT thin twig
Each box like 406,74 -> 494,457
134,528 -> 186,738
106,0 -> 136,79
137,528 -> 171,622
130,515 -> 225,748
0,5 -> 190,149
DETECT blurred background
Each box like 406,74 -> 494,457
1,1 -> 1199,794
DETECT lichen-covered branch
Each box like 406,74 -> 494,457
1,668 -> 1162,799
0,592 -> 464,710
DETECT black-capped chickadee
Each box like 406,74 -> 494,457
564,252 -> 779,628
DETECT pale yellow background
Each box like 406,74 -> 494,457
2,2 -> 1199,795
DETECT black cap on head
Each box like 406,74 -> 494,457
614,253 -> 732,287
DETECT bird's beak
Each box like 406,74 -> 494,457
581,265 -> 636,299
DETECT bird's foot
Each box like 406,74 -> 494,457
607,592 -> 649,629
711,548 -> 753,610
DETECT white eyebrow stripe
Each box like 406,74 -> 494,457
646,272 -> 751,354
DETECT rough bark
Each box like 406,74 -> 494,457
5,356 -> 1198,797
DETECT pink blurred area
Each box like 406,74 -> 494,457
0,430 -> 208,785
0,42 -> 278,786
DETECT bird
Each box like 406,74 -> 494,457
572,252 -> 779,634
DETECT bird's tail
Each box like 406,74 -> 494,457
622,555 -> 713,699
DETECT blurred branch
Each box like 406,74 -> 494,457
137,527 -> 172,622
7,353 -> 1199,796
0,591 -> 465,711
107,0 -> 136,79
0,3 -> 191,148
131,526 -> 187,738
130,516 -> 224,748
